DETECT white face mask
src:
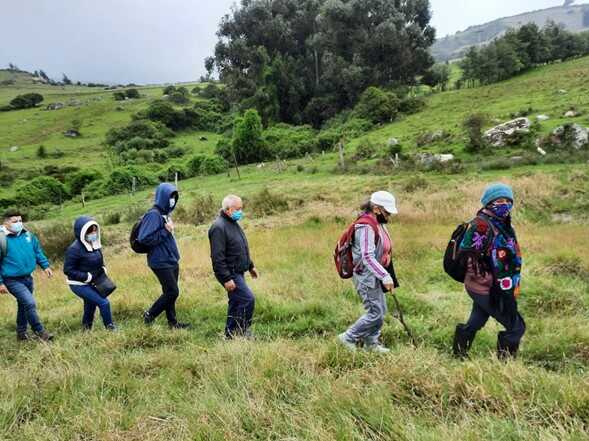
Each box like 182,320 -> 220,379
169,198 -> 176,208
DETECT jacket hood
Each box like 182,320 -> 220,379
74,216 -> 101,252
154,183 -> 179,215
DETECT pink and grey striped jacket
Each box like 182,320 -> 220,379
352,221 -> 393,289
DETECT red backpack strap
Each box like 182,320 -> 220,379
353,213 -> 380,245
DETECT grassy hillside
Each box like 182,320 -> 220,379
0,58 -> 588,440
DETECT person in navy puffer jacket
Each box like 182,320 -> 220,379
138,183 -> 190,329
64,216 -> 116,331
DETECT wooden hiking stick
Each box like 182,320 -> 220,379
390,292 -> 417,347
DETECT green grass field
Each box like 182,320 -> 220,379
0,59 -> 588,440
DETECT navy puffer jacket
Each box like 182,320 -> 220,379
64,216 -> 105,285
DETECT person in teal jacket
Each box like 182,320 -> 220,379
0,211 -> 55,341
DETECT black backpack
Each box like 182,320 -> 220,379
129,216 -> 150,254
443,223 -> 470,282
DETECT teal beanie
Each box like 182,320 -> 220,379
481,183 -> 514,206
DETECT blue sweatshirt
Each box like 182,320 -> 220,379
0,227 -> 50,284
137,183 -> 180,269
64,216 -> 106,285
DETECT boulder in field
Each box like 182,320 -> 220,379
64,129 -> 81,138
46,102 -> 64,111
484,117 -> 531,147
551,124 -> 588,149
536,114 -> 550,121
9,146 -> 19,152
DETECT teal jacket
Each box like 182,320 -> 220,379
0,227 -> 50,284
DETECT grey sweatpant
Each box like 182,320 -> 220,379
344,279 -> 387,345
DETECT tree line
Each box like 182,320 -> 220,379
460,22 -> 589,86
206,0 -> 435,127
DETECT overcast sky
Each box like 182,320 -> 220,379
0,0 -> 574,84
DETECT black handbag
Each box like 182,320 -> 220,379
93,272 -> 117,298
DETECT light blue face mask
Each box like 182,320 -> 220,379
230,210 -> 243,221
86,233 -> 98,243
10,221 -> 23,234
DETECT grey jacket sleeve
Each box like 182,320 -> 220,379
355,225 -> 393,285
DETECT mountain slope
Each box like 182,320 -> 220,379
433,3 -> 589,61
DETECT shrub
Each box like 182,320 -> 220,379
163,85 -> 176,95
82,179 -> 107,200
463,113 -> 488,153
125,88 -> 140,99
186,154 -> 227,176
158,163 -> 188,181
399,96 -> 426,115
17,176 -> 70,206
29,222 -> 73,261
113,91 -> 126,101
403,175 -> 429,193
66,169 -> 102,195
103,212 -> 122,226
9,93 -> 44,109
174,194 -> 218,226
264,124 -> 318,159
249,188 -> 289,217
106,119 -> 172,154
36,145 -> 47,158
103,166 -> 157,195
169,91 -> 189,105
353,87 -> 400,124
352,140 -> 378,161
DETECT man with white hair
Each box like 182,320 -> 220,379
208,195 -> 258,339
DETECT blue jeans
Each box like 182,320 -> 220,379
4,276 -> 44,334
69,285 -> 113,328
226,273 -> 255,337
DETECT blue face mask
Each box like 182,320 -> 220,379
230,210 -> 243,221
169,198 -> 176,209
10,221 -> 23,234
489,201 -> 513,218
86,233 -> 98,243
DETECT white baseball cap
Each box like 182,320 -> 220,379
370,191 -> 398,214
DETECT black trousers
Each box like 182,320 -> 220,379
148,266 -> 180,324
463,290 -> 526,346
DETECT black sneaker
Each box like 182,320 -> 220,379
143,311 -> 154,326
168,322 -> 191,329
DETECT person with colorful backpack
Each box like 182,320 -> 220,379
336,191 -> 399,353
450,183 -> 525,360
0,211 -> 55,342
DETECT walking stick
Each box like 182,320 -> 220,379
390,291 -> 417,347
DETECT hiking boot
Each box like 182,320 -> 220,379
82,323 -> 93,332
453,324 -> 475,359
35,330 -> 54,342
168,321 -> 191,330
365,343 -> 390,354
16,332 -> 30,342
106,323 -> 117,332
497,332 -> 519,360
337,333 -> 357,352
143,311 -> 155,326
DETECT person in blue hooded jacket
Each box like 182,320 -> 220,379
63,216 -> 116,331
0,211 -> 55,342
138,183 -> 190,329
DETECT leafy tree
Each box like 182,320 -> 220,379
36,145 -> 47,159
207,0 -> 435,126
422,63 -> 451,91
17,176 -> 70,206
67,169 -> 102,195
223,109 -> 269,164
62,73 -> 72,85
163,85 -> 177,95
113,91 -> 126,101
353,87 -> 399,124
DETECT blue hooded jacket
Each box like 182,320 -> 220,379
137,183 -> 180,269
63,216 -> 105,285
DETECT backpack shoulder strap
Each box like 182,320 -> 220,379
353,214 -> 380,244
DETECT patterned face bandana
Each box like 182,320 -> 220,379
489,201 -> 513,218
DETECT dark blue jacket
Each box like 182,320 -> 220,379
137,183 -> 180,269
64,216 -> 105,285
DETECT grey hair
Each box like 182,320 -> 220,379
222,194 -> 242,210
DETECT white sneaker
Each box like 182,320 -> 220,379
337,333 -> 357,352
365,344 -> 390,354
